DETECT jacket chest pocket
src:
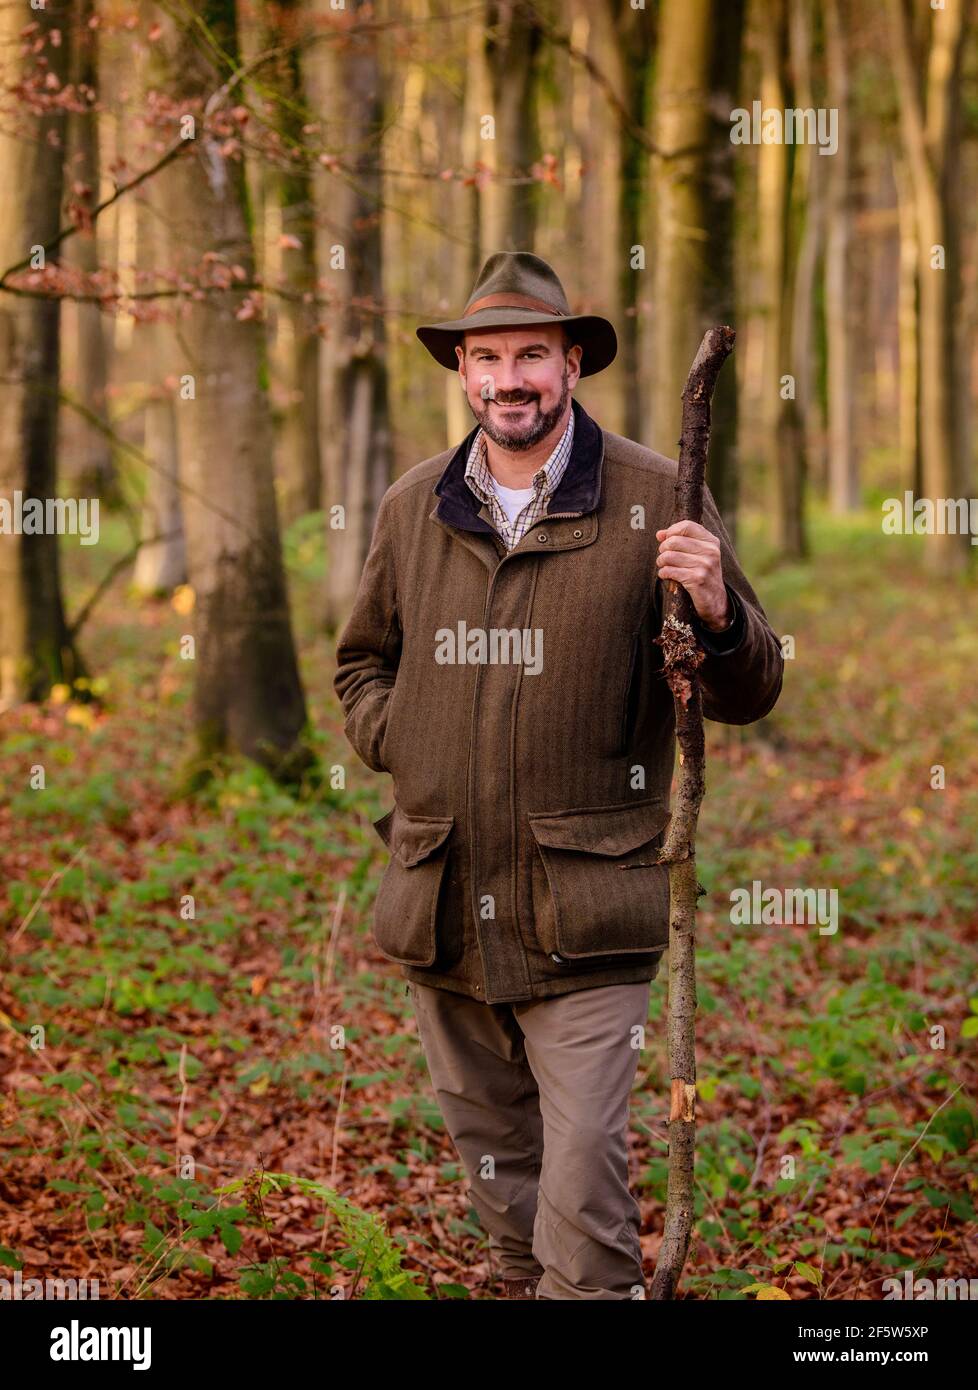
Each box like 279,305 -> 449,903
528,800 -> 671,960
371,808 -> 455,966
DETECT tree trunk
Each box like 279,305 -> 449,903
61,0 -> 114,499
702,0 -> 744,531
0,1 -> 79,708
151,1 -> 308,777
446,16 -> 484,447
131,52 -> 186,599
650,0 -> 743,532
241,0 -> 320,527
894,154 -> 922,498
132,381 -> 186,596
649,0 -> 712,461
611,0 -> 654,444
563,1 -> 626,433
480,1 -> 542,253
889,0 -> 969,574
756,0 -> 806,558
303,0 -> 393,632
788,0 -> 827,495
824,0 -> 858,512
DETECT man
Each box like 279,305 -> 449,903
334,251 -> 784,1300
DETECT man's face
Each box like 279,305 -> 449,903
455,325 -> 582,451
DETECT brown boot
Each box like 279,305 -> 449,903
502,1276 -> 540,1300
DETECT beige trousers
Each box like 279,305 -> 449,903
408,978 -> 651,1300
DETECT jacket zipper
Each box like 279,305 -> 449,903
465,541 -> 530,990
467,516 -> 591,989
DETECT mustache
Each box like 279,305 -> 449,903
490,392 -> 539,405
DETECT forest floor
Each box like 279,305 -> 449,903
1,506 -> 976,1300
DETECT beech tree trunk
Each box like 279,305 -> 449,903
0,1 -> 79,708
788,0 -> 827,494
650,0 -> 742,531
61,0 -> 114,499
894,154 -> 922,498
756,0 -> 806,559
151,0 -> 308,777
610,0 -> 654,444
480,1 -> 542,253
650,0 -> 712,461
889,0 -> 969,574
241,0 -> 320,527
824,0 -> 857,512
563,0 -> 626,433
303,0 -> 393,633
132,152 -> 186,597
445,17 -> 484,447
132,379 -> 186,596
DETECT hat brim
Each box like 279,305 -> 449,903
416,308 -> 617,378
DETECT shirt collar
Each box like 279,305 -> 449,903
464,406 -> 575,507
432,397 -> 605,537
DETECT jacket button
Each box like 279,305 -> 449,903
537,532 -> 548,543
573,528 -> 582,538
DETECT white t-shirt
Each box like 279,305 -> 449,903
491,481 -> 537,526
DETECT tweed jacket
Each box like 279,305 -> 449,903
334,398 -> 784,1004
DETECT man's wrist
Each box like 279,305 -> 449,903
700,593 -> 735,632
691,586 -> 746,657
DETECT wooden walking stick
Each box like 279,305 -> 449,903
649,325 -> 736,1301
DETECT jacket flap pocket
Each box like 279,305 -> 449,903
388,809 -> 454,867
528,800 -> 670,855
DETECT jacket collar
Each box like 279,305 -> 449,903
431,396 -> 604,535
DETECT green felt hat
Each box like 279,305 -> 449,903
417,251 -> 618,377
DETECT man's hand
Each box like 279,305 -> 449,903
654,521 -> 732,631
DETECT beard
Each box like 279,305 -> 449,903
467,367 -> 570,451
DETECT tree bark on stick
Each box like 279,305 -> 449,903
650,324 -> 735,1302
